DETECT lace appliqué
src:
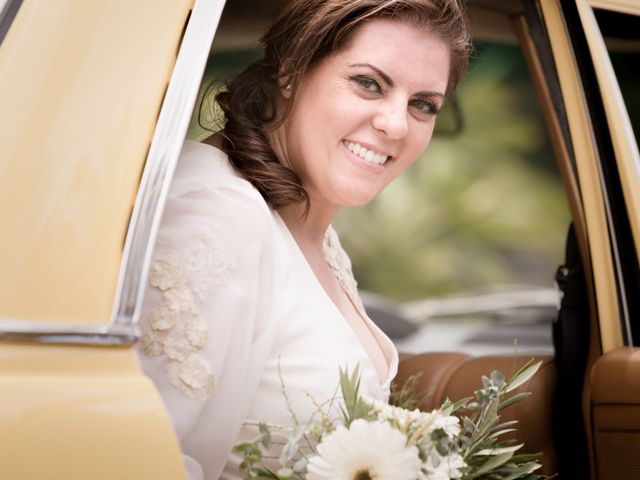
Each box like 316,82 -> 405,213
322,227 -> 366,316
180,229 -> 235,301
141,233 -> 236,400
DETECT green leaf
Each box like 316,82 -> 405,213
491,370 -> 506,388
389,371 -> 429,410
254,467 -> 282,479
339,365 -> 362,425
467,401 -> 481,411
488,420 -> 519,435
474,444 -> 524,456
506,361 -> 542,393
499,392 -> 532,411
278,425 -> 305,465
468,452 -> 514,477
499,461 -> 542,480
487,428 -> 517,440
276,467 -> 293,479
509,452 -> 542,463
474,396 -> 500,437
451,395 -> 473,412
234,442 -> 262,463
338,364 -> 376,425
259,423 -> 272,449
464,416 -> 476,433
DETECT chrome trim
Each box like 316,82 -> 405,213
111,0 -> 225,328
0,320 -> 138,346
0,0 -> 226,346
0,0 -> 22,46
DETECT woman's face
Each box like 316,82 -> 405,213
273,19 -> 450,211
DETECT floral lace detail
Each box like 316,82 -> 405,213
180,229 -> 236,301
166,354 -> 216,400
323,227 -> 366,316
149,259 -> 180,291
141,233 -> 236,401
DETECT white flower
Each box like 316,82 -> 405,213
306,419 -> 420,480
432,415 -> 461,438
421,452 -> 466,480
366,397 -> 434,428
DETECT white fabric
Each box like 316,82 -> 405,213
136,140 -> 399,479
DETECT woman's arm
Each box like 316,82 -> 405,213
137,143 -> 279,479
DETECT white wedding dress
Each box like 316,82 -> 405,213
136,140 -> 399,479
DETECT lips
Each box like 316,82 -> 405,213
344,141 -> 390,166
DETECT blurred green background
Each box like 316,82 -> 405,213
189,42 -> 571,303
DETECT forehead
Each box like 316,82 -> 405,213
330,19 -> 451,93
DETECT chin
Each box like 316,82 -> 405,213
329,177 -> 386,207
338,191 -> 379,208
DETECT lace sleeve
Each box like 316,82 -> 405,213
136,143 -> 279,479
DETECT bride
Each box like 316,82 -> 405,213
137,0 -> 470,478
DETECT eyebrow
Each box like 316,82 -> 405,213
348,62 -> 445,98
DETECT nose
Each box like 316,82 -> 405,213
372,101 -> 408,140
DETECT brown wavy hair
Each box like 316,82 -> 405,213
214,0 -> 471,211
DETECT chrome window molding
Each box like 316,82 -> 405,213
0,0 -> 22,47
0,0 -> 226,346
111,0 -> 226,331
0,320 -> 138,346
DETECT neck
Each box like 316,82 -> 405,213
278,196 -> 339,249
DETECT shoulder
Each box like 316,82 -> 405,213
171,140 -> 261,200
161,140 -> 274,241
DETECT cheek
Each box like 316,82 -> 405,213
400,126 -> 435,166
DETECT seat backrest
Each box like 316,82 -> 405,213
395,352 -> 557,476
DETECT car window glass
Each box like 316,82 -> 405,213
594,8 -> 640,143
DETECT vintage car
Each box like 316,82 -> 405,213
0,0 -> 638,479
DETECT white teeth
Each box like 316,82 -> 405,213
345,141 -> 389,166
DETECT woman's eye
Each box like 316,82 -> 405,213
410,98 -> 440,117
353,76 -> 382,94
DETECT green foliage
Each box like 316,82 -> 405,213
338,365 -> 377,426
390,371 -> 429,410
456,359 -> 554,479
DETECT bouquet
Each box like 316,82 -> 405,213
235,360 -> 549,480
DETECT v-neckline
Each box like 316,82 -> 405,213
274,212 -> 395,387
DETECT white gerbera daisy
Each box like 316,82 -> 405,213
306,419 -> 420,480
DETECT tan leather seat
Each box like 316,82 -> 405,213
590,347 -> 640,480
396,352 -> 557,476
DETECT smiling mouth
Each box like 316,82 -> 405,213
344,141 -> 391,166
